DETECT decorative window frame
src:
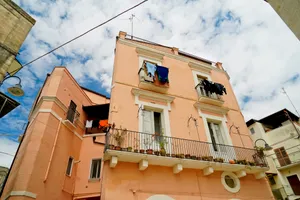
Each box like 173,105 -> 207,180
136,47 -> 163,70
132,88 -> 174,137
221,172 -> 241,193
89,158 -> 102,181
200,113 -> 233,147
191,70 -> 211,88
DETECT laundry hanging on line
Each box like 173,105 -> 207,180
145,62 -> 157,78
85,120 -> 93,128
156,65 -> 169,83
201,80 -> 226,95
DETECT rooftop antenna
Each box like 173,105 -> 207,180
282,87 -> 300,117
129,14 -> 140,39
129,14 -> 135,39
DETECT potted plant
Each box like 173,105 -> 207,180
108,144 -> 115,150
191,155 -> 197,160
229,159 -> 235,164
207,156 -> 213,161
115,146 -> 121,151
171,154 -> 176,158
179,154 -> 185,159
154,150 -> 160,156
185,154 -> 191,159
146,149 -> 153,154
121,147 -> 127,151
113,128 -> 127,150
127,147 -> 132,152
196,156 -> 202,160
134,149 -> 139,153
248,161 -> 255,166
166,153 -> 170,157
255,146 -> 265,157
159,137 -> 167,156
140,149 -> 145,153
143,137 -> 154,154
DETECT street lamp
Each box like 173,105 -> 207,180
254,138 -> 273,151
0,76 -> 24,97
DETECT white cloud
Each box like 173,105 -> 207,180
0,138 -> 18,168
9,0 -> 300,122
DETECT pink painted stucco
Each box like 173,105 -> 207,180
1,68 -> 107,200
1,32 -> 274,200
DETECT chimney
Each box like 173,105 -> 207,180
215,62 -> 223,70
172,47 -> 179,55
119,31 -> 127,39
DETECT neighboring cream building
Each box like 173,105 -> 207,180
265,0 -> 300,40
247,109 -> 300,200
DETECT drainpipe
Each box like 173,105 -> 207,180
44,119 -> 62,182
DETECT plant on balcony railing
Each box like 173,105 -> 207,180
106,129 -> 268,167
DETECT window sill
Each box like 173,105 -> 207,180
88,178 -> 100,182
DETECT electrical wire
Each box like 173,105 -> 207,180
0,151 -> 14,157
8,0 -> 149,75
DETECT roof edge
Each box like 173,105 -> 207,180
80,86 -> 110,99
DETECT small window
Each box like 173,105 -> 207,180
66,157 -> 73,176
268,176 -> 276,185
90,159 -> 101,179
250,128 -> 255,134
66,100 -> 77,123
221,172 -> 240,193
225,175 -> 236,188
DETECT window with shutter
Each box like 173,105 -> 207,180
207,122 -> 226,152
90,159 -> 101,179
274,147 -> 291,167
67,100 -> 77,123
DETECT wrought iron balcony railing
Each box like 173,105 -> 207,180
105,129 -> 268,167
195,83 -> 222,101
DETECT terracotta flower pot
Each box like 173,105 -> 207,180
146,149 -> 153,154
229,159 -> 235,164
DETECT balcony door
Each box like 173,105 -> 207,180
141,110 -> 163,151
287,175 -> 300,195
274,147 -> 291,167
207,121 -> 231,160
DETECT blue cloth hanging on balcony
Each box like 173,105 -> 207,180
156,65 -> 169,83
145,62 -> 156,78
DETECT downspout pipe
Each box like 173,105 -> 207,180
44,119 -> 62,182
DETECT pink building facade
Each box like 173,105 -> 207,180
1,32 -> 274,200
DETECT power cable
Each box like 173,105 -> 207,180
0,151 -> 14,157
8,0 -> 149,75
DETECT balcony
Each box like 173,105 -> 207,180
195,84 -> 224,106
138,65 -> 169,93
273,148 -> 300,170
82,103 -> 110,134
104,129 -> 268,177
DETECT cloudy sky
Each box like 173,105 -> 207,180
0,0 -> 299,168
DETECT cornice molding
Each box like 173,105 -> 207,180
194,102 -> 229,115
136,47 -> 164,61
131,88 -> 175,103
189,62 -> 212,74
118,38 -> 227,75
